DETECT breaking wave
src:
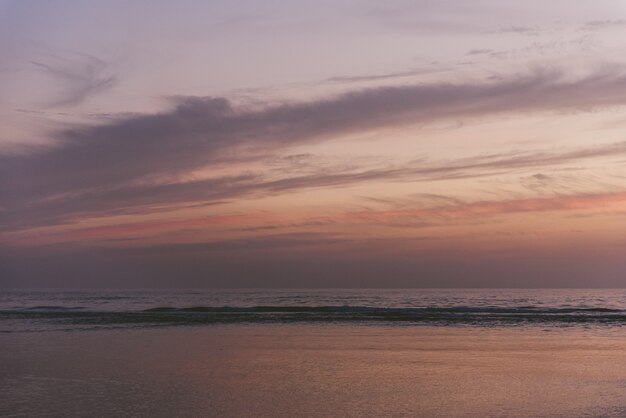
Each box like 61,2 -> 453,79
2,305 -> 625,331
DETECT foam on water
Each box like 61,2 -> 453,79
2,289 -> 625,332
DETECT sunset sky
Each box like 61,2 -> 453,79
2,0 -> 626,287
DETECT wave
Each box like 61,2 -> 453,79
1,305 -> 625,330
142,305 -> 622,314
26,306 -> 85,311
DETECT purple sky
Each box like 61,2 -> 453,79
2,0 -> 626,287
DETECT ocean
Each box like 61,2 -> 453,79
1,288 -> 626,332
2,289 -> 626,417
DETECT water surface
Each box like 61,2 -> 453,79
2,289 -> 626,417
2,289 -> 626,332
2,325 -> 626,417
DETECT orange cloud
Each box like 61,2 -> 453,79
344,191 -> 626,223
8,191 -> 626,247
8,213 -> 272,245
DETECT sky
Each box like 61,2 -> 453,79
2,0 -> 626,287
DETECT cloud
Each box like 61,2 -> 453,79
3,139 -> 626,231
323,66 -> 449,83
495,25 -> 540,35
466,48 -> 493,56
4,66 -> 626,231
69,189 -> 626,243
31,52 -> 117,107
582,20 -> 626,31
344,191 -> 626,225
6,213 -> 270,246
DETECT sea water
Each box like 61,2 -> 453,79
1,288 -> 625,332
2,289 -> 626,417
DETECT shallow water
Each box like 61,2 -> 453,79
2,325 -> 626,417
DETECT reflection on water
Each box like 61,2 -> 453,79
2,290 -> 626,416
2,326 -> 626,417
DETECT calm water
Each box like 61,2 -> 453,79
2,326 -> 626,417
1,288 -> 626,332
2,290 -> 626,417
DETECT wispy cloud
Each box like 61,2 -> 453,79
31,52 -> 116,107
4,139 -> 626,234
323,66 -> 449,83
344,191 -> 626,225
494,25 -> 540,36
4,66 -> 626,232
582,19 -> 626,31
466,48 -> 493,56
12,187 -> 626,247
